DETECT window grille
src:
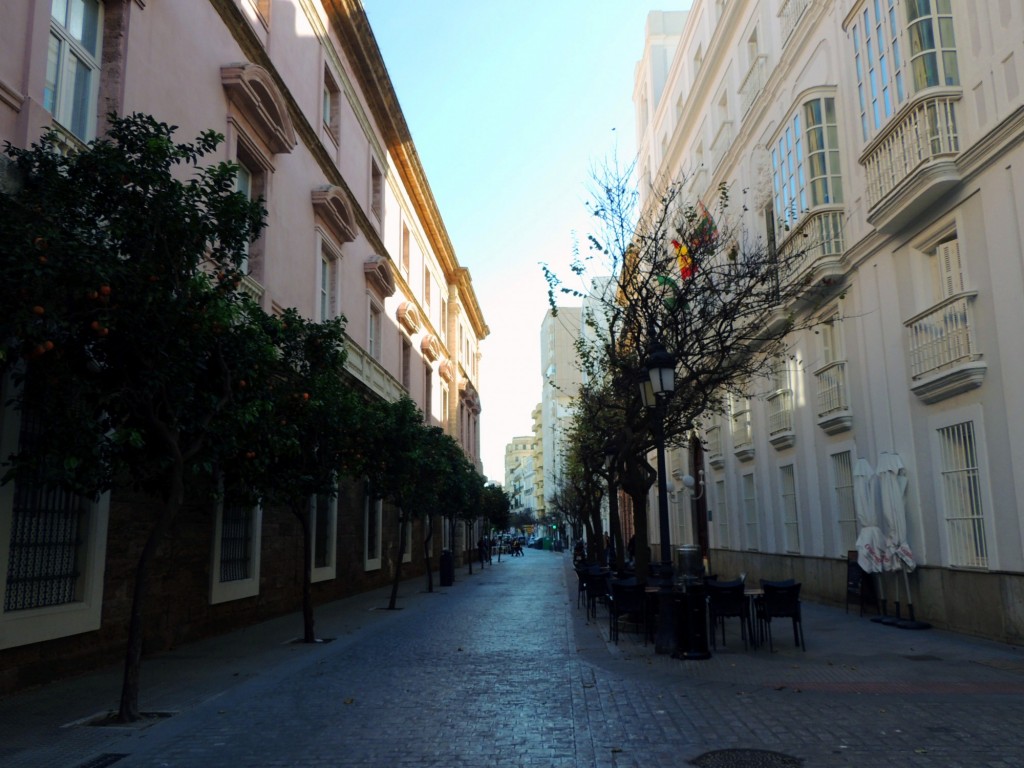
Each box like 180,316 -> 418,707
831,451 -> 857,552
314,494 -> 331,569
219,505 -> 253,582
3,397 -> 86,612
715,479 -> 729,549
780,464 -> 800,553
939,421 -> 987,568
742,473 -> 758,550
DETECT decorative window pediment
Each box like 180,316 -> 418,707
459,380 -> 481,414
397,301 -> 421,334
439,358 -> 455,383
221,63 -> 297,155
311,186 -> 356,244
364,254 -> 396,298
420,334 -> 442,362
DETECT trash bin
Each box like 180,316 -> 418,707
440,549 -> 454,586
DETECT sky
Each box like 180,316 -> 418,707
361,1 -> 690,483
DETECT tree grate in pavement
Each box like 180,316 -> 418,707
72,754 -> 129,768
690,748 -> 803,767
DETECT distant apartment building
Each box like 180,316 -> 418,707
0,0 -> 487,689
540,307 -> 583,515
633,1 -> 1024,642
504,436 -> 538,517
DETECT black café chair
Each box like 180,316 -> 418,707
758,580 -> 805,652
608,579 -> 646,644
584,566 -> 609,621
574,566 -> 588,610
706,578 -> 752,650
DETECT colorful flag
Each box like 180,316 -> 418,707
671,239 -> 695,279
691,201 -> 719,251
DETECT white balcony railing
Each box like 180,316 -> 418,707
706,425 -> 723,458
778,205 -> 845,285
862,90 -> 961,208
815,360 -> 849,418
906,292 -> 980,379
779,0 -> 810,45
767,389 -> 795,435
731,412 -> 752,449
739,55 -> 768,117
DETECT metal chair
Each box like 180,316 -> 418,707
758,581 -> 805,651
706,578 -> 752,650
608,579 -> 646,644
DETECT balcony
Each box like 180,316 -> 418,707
815,360 -> 852,434
344,333 -> 404,403
731,415 -> 755,462
739,55 -> 768,118
766,389 -> 796,449
778,205 -> 846,294
905,291 -> 986,403
706,425 -> 724,468
779,0 -> 810,46
861,88 -> 962,232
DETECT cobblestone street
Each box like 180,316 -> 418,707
2,550 -> 1024,767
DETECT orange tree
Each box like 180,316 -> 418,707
0,114 -> 268,721
224,308 -> 361,643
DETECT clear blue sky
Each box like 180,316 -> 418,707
361,1 -> 690,483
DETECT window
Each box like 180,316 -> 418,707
210,497 -> 263,604
310,491 -> 337,582
831,451 -> 857,553
401,336 -> 412,391
401,223 -> 410,275
0,374 -> 110,649
424,268 -> 432,313
441,383 -> 449,426
934,237 -> 964,300
368,302 -> 382,361
779,464 -> 800,553
234,141 -> 268,278
731,395 -> 752,449
364,484 -> 382,571
715,479 -> 729,549
319,242 -> 338,321
370,157 -> 383,222
440,299 -> 448,342
771,95 -> 842,230
424,361 -> 433,418
906,0 -> 958,90
402,515 -> 412,563
742,472 -> 758,550
938,420 -> 987,568
322,66 -> 340,142
46,0 -> 103,142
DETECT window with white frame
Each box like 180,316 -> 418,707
370,157 -> 384,222
937,420 -> 987,568
368,301 -> 382,361
742,472 -> 758,550
779,464 -> 801,553
364,484 -> 382,571
320,240 -> 339,322
322,66 -> 340,143
210,496 -> 263,604
310,491 -> 337,583
905,0 -> 958,90
46,0 -> 103,143
771,94 -> 842,230
831,451 -> 857,553
933,237 -> 964,300
234,139 -> 268,278
424,361 -> 433,419
850,0 -> 906,140
715,478 -> 729,549
0,373 -> 110,649
731,395 -> 752,449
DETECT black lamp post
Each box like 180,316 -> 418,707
639,342 -> 676,572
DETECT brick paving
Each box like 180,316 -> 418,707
1,551 -> 1023,767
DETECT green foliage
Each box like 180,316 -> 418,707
0,113 -> 267,499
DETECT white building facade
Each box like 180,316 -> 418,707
540,307 -> 583,517
634,0 -> 1024,642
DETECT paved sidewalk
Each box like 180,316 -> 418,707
1,550 -> 1023,767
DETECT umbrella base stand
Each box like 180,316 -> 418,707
878,600 -> 902,625
896,604 -> 931,630
870,598 -> 889,624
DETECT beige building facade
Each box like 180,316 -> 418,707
0,0 -> 486,684
634,0 -> 1024,641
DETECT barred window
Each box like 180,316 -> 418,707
715,479 -> 729,549
742,472 -> 758,550
938,421 -> 987,568
831,451 -> 857,553
780,464 -> 801,553
219,504 -> 254,582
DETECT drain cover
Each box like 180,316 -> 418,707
690,749 -> 803,767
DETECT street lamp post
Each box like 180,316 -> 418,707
639,342 -> 676,573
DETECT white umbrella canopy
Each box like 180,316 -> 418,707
853,458 -> 887,573
877,451 -> 930,629
878,452 -> 914,572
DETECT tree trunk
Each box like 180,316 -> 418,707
423,515 -> 434,593
295,504 -> 316,642
465,521 -> 473,574
387,509 -> 407,610
117,467 -> 183,722
608,482 -> 626,572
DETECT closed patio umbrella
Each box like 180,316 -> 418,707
877,452 -> 930,629
853,458 -> 887,617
